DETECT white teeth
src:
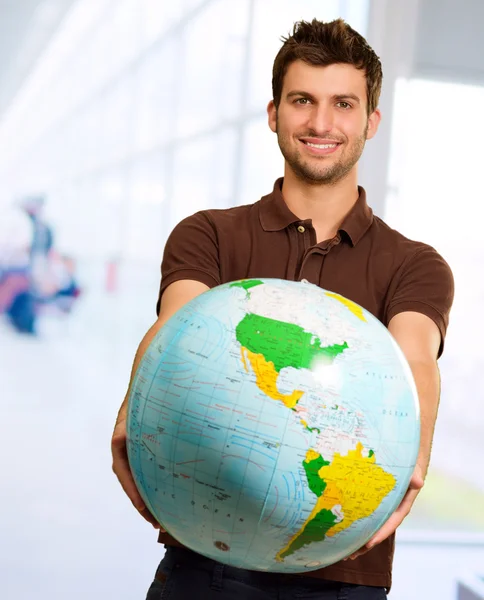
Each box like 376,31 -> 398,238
305,142 -> 338,149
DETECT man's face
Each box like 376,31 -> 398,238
268,61 -> 381,185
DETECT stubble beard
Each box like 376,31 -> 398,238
276,117 -> 368,186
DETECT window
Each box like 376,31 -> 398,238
386,78 -> 484,532
133,39 -> 178,153
176,0 -> 249,137
126,153 -> 167,260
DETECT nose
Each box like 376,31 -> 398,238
307,103 -> 335,135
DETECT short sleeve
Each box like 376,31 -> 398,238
385,246 -> 454,358
156,211 -> 221,315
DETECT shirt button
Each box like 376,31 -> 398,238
297,225 -> 305,233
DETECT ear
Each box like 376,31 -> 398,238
366,108 -> 381,141
267,100 -> 277,133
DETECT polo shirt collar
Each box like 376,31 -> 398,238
259,177 -> 373,246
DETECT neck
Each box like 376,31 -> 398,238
281,167 -> 359,241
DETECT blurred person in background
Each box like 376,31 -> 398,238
22,195 -> 54,257
112,18 -> 454,600
0,202 -> 33,331
0,195 -> 81,334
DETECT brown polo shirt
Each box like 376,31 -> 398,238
155,177 -> 454,590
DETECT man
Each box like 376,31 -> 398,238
112,18 -> 454,599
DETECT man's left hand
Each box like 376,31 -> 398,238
344,464 -> 424,561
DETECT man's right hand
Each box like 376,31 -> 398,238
111,415 -> 163,530
111,279 -> 210,530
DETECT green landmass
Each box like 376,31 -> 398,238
229,280 -> 264,294
235,313 -> 348,373
303,454 -> 330,497
278,508 -> 338,559
305,424 -> 321,434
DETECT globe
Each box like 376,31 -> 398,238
127,278 -> 420,573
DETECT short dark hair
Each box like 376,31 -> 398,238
272,18 -> 383,115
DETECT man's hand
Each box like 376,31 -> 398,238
111,280 -> 209,530
345,464 -> 424,561
111,416 -> 164,530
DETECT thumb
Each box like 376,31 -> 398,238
410,472 -> 424,490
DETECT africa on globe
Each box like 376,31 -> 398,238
127,278 -> 420,573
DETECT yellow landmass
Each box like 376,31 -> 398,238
321,442 -> 396,537
305,448 -> 320,463
276,442 -> 396,561
240,347 -> 304,409
325,292 -> 366,322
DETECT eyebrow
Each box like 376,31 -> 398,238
286,91 -> 361,105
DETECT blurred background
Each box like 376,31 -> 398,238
0,0 -> 483,598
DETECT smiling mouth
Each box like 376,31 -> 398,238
303,141 -> 339,149
300,140 -> 342,154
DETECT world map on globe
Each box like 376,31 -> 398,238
127,278 -> 420,572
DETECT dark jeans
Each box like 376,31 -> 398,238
146,547 -> 387,599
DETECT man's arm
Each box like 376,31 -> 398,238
389,310 -> 442,477
111,279 -> 209,528
347,310 -> 442,560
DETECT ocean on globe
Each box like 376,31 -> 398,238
127,278 -> 420,573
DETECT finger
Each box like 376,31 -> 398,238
112,444 -> 143,505
411,475 -> 424,490
138,505 -> 166,531
345,545 -> 371,561
116,467 -> 163,530
344,482 -> 423,561
344,523 -> 398,561
410,469 -> 425,490
366,519 -> 398,548
394,487 -> 420,520
367,499 -> 413,548
112,444 -> 163,530
347,510 -> 410,559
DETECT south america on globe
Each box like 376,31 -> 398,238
127,278 -> 420,573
